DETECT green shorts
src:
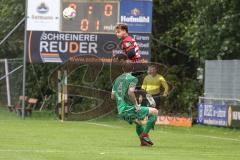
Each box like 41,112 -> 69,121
119,105 -> 149,124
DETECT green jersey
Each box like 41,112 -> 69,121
112,73 -> 138,114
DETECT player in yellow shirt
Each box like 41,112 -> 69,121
141,65 -> 168,109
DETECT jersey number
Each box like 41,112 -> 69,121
117,82 -> 123,93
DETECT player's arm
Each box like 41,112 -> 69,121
126,48 -> 136,59
141,77 -> 147,91
159,76 -> 169,96
111,91 -> 115,100
123,41 -> 137,59
128,79 -> 140,111
128,86 -> 138,106
111,86 -> 116,100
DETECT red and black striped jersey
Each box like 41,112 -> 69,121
121,36 -> 140,63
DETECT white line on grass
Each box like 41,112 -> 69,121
85,122 -> 240,143
194,134 -> 240,142
85,122 -> 122,129
1,149 -> 240,157
0,149 -> 65,153
157,130 -> 240,143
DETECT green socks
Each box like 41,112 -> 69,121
136,115 -> 157,136
143,115 -> 157,134
136,124 -> 144,136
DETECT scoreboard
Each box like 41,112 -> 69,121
26,0 -> 152,63
61,1 -> 119,33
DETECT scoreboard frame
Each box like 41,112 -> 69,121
61,0 -> 120,34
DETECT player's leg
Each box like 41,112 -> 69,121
139,107 -> 158,145
134,107 -> 157,145
135,121 -> 144,136
134,120 -> 150,146
142,107 -> 158,133
121,106 -> 158,146
152,95 -> 161,110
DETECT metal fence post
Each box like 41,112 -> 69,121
4,59 -> 11,106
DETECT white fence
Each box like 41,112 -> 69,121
204,60 -> 240,99
0,58 -> 23,106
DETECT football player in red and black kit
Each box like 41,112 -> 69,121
114,23 -> 140,63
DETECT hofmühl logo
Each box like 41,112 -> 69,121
131,8 -> 140,16
37,3 -> 49,14
121,8 -> 150,23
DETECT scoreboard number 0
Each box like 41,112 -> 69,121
80,4 -> 114,32
104,4 -> 113,16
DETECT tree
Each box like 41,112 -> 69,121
0,0 -> 25,59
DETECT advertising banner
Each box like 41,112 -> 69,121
120,0 -> 152,33
198,103 -> 229,127
140,116 -> 192,128
27,0 -> 60,31
26,31 -> 151,63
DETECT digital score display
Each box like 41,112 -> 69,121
61,1 -> 119,33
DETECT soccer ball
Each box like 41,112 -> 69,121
63,7 -> 76,20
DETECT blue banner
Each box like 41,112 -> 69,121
120,0 -> 152,33
197,103 -> 229,127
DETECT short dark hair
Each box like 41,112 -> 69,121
115,23 -> 128,33
149,64 -> 157,69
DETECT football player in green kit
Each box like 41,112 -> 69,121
111,61 -> 158,146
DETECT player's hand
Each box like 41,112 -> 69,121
138,95 -> 143,104
163,93 -> 168,97
135,104 -> 141,112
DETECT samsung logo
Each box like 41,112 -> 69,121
121,16 -> 150,23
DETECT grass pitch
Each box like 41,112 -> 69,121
0,106 -> 240,160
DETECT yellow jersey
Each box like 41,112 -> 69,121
141,74 -> 168,95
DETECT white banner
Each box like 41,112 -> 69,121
27,0 -> 60,31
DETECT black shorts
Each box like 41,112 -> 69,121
152,94 -> 161,109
